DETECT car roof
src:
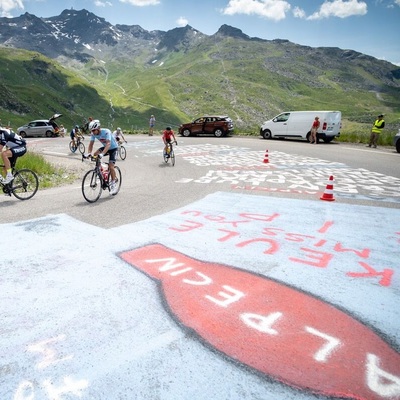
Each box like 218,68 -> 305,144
20,115 -> 62,125
199,115 -> 230,119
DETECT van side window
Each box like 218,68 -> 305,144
276,113 -> 290,122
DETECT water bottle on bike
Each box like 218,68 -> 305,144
100,163 -> 108,181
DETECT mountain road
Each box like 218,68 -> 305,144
2,134 -> 399,227
1,134 -> 399,400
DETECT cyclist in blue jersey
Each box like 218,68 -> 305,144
85,119 -> 119,195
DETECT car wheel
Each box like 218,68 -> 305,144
396,139 -> 400,153
214,128 -> 224,138
19,131 -> 27,138
262,129 -> 272,139
182,129 -> 191,137
45,130 -> 53,138
306,132 -> 312,143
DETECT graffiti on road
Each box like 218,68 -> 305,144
1,193 -> 399,399
121,244 -> 400,399
147,143 -> 400,202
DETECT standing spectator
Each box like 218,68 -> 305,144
59,125 -> 66,137
367,114 -> 385,148
310,116 -> 320,144
81,117 -> 93,135
149,115 -> 156,136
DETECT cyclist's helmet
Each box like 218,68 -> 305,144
89,119 -> 101,132
166,126 -> 171,131
117,127 -> 121,132
74,125 -> 79,129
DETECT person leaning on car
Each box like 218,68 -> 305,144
59,125 -> 66,137
310,116 -> 320,144
367,114 -> 385,148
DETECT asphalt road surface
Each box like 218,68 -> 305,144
1,134 -> 399,400
2,134 -> 400,227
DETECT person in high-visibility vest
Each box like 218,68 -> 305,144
367,114 -> 385,148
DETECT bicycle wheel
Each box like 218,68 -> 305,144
109,166 -> 122,195
78,142 -> 85,155
119,145 -> 127,160
82,170 -> 102,203
164,145 -> 170,163
69,141 -> 77,153
171,150 -> 175,166
11,169 -> 39,200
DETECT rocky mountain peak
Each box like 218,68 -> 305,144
156,25 -> 204,51
45,8 -> 118,46
216,24 -> 251,40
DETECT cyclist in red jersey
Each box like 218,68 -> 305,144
162,126 -> 177,157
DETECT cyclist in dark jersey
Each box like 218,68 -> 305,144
70,125 -> 81,148
0,128 -> 27,184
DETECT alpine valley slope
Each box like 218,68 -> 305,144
0,8 -> 399,132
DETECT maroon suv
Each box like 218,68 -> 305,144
178,115 -> 234,137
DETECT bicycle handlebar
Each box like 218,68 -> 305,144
82,154 -> 98,162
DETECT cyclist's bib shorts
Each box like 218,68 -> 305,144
99,147 -> 118,164
10,145 -> 27,166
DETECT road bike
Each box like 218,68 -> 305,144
69,134 -> 85,154
163,141 -> 177,166
118,141 -> 127,160
1,160 -> 39,200
81,155 -> 122,203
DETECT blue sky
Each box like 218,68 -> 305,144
1,0 -> 399,65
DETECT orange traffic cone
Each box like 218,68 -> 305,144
320,175 -> 335,201
263,150 -> 269,163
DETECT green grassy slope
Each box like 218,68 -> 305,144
1,37 -> 400,138
79,36 -> 400,133
0,48 -> 111,130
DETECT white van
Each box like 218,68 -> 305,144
260,111 -> 341,143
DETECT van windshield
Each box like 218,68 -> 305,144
275,113 -> 290,122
